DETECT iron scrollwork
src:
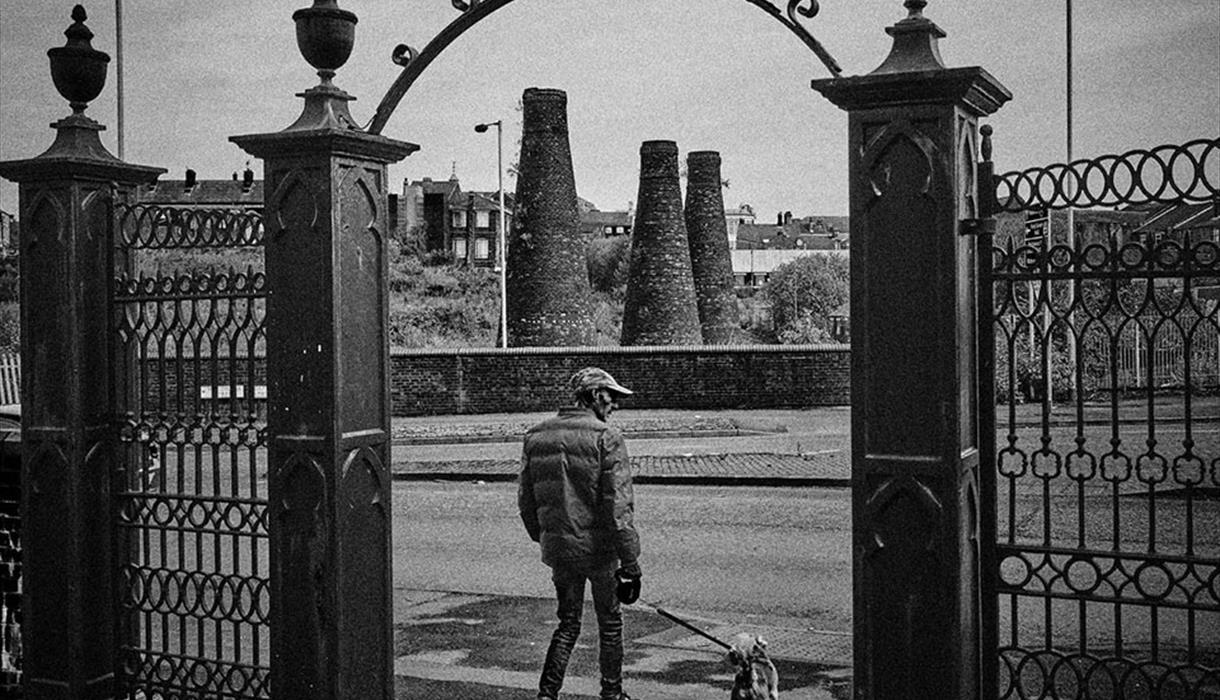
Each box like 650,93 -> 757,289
741,0 -> 843,78
367,0 -> 843,135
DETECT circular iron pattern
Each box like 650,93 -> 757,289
999,554 -> 1032,588
994,138 -> 1219,211
1064,558 -> 1101,595
116,203 -> 266,249
997,647 -> 1218,699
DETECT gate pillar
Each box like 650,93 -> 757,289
231,3 -> 417,698
0,6 -> 163,698
811,2 -> 1009,698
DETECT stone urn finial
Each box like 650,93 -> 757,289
904,0 -> 928,18
293,0 -> 358,84
48,4 -> 110,115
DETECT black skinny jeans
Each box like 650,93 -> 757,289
538,561 -> 624,700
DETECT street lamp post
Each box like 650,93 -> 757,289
475,119 -> 507,348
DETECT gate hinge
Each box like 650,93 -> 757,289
960,217 -> 996,236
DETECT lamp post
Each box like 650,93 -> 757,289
475,119 -> 507,348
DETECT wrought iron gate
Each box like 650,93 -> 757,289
981,135 -> 1220,699
111,203 -> 270,698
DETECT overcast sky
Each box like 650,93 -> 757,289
1,1 -> 1217,218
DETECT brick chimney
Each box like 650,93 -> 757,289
505,87 -> 596,346
685,151 -> 739,344
620,140 -> 702,346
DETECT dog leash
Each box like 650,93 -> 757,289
643,602 -> 732,651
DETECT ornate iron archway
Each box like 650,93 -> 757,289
365,0 -> 844,134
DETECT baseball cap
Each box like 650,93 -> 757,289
569,367 -> 633,397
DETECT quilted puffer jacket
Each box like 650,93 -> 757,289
518,406 -> 640,568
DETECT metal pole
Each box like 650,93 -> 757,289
1065,0 -> 1078,398
1066,0 -> 1073,167
497,122 -> 507,348
115,0 -> 124,160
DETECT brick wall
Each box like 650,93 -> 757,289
390,344 -> 850,416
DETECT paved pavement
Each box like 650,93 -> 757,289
388,398 -> 1218,698
390,397 -> 1219,486
394,589 -> 853,699
392,407 -> 854,698
392,407 -> 853,487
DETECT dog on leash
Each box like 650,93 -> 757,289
727,632 -> 779,700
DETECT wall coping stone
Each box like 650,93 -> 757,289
390,344 -> 851,357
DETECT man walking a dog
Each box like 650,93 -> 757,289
518,367 -> 643,700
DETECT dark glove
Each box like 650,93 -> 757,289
615,564 -> 641,604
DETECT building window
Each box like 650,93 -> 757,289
476,210 -> 490,229
453,238 -> 467,260
474,237 -> 490,260
452,210 -> 467,229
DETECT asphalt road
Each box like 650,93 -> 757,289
392,481 -> 854,632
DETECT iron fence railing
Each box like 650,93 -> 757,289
983,136 -> 1220,700
111,202 -> 270,699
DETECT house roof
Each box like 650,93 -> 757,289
803,215 -> 850,235
1133,201 -> 1217,233
734,222 -> 847,250
459,190 -> 516,212
408,175 -> 599,214
408,177 -> 462,197
139,179 -> 263,206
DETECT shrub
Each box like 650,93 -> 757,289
586,236 -> 631,294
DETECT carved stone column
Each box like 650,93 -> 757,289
231,3 -> 416,698
811,2 -> 1010,697
0,6 -> 163,698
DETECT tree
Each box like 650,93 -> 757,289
762,254 -> 849,344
